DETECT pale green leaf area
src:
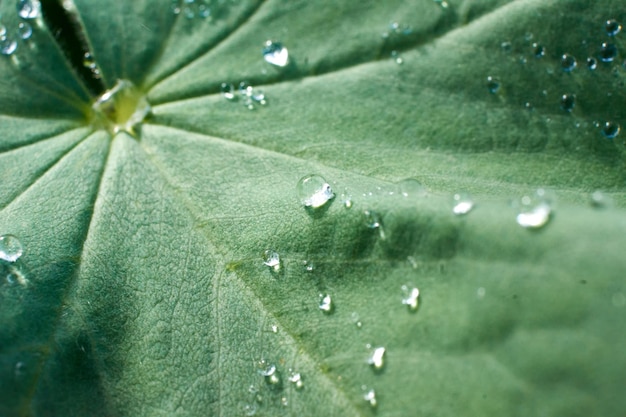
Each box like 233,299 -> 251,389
0,0 -> 625,416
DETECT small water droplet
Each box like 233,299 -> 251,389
17,0 -> 41,19
0,25 -> 6,38
390,50 -> 403,64
560,54 -> 577,72
288,371 -> 304,390
262,40 -> 289,67
0,235 -> 23,263
532,43 -> 545,58
500,41 -> 512,53
398,178 -> 426,198
587,57 -> 598,70
239,81 -> 266,109
296,174 -> 335,209
590,190 -> 613,208
401,285 -> 420,311
83,52 -> 96,68
319,293 -> 333,313
516,189 -> 552,229
340,190 -> 353,209
220,82 -> 235,100
302,260 -> 315,272
243,403 -> 257,416
363,210 -> 381,229
605,19 -> 622,37
271,324 -> 278,333
14,361 -> 26,377
0,37 -> 17,56
17,22 -> 32,40
486,76 -> 500,93
367,346 -> 386,370
281,397 -> 288,406
560,94 -> 575,112
258,363 -> 281,386
362,387 -> 377,408
452,192 -> 474,215
262,250 -> 281,272
599,42 -> 618,62
601,121 -> 621,139
351,312 -> 363,328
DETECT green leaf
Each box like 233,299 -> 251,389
1,0 -> 625,416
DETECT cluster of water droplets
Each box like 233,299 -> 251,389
169,0 -> 212,20
220,81 -> 266,110
487,18 -> 624,141
0,0 -> 38,57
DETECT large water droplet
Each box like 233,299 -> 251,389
560,94 -> 575,112
516,189 -> 552,229
486,76 -> 500,93
0,235 -> 23,263
599,42 -> 618,62
91,79 -> 151,137
288,370 -> 304,390
401,285 -> 420,311
367,346 -> 386,370
262,250 -> 281,272
17,0 -> 41,19
258,362 -> 281,386
560,54 -> 577,72
17,22 -> 32,40
363,387 -> 377,408
319,293 -> 333,313
601,121 -> 621,139
296,175 -> 335,209
220,82 -> 235,100
452,193 -> 474,215
262,40 -> 289,67
605,19 -> 622,36
0,37 -> 17,56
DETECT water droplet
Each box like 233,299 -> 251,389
0,25 -> 6,38
560,54 -> 577,72
516,189 -> 552,229
281,397 -> 288,406
0,37 -> 17,56
401,285 -> 420,311
351,312 -> 363,328
599,42 -> 618,62
0,235 -> 23,263
587,57 -> 598,70
302,260 -> 315,272
239,81 -> 266,109
243,403 -> 257,416
91,79 -> 151,137
288,371 -> 304,390
262,250 -> 281,272
367,346 -> 386,370
258,363 -> 281,386
398,178 -> 426,198
590,190 -> 613,208
363,210 -> 381,229
319,293 -> 333,313
340,190 -> 353,209
363,387 -> 377,408
17,0 -> 41,19
17,22 -> 32,40
83,52 -> 96,69
500,41 -> 512,53
271,324 -> 278,333
220,82 -> 235,100
532,43 -> 545,58
452,192 -> 474,215
296,174 -> 335,209
560,94 -> 575,112
486,76 -> 500,94
262,40 -> 289,67
391,50 -> 403,64
605,19 -> 622,37
601,121 -> 621,139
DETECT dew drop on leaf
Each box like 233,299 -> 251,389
532,42 -> 545,58
288,370 -> 304,390
587,57 -> 598,70
220,82 -> 235,100
605,19 -> 622,36
601,121 -> 621,139
560,94 -> 576,112
17,22 -> 32,40
452,192 -> 474,215
262,40 -> 289,67
401,285 -> 420,311
17,0 -> 41,20
391,50 -> 403,64
319,293 -> 333,314
362,386 -> 377,408
398,178 -> 426,198
91,79 -> 151,137
560,53 -> 577,72
363,210 -> 381,229
589,190 -> 613,208
243,403 -> 257,416
0,37 -> 17,56
486,76 -> 500,93
351,312 -> 363,328
0,235 -> 23,263
599,42 -> 618,62
258,362 -> 281,387
516,189 -> 552,229
367,345 -> 386,370
296,174 -> 335,209
262,250 -> 281,272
